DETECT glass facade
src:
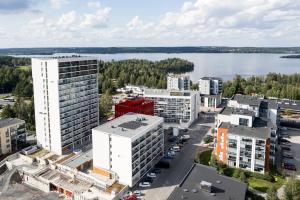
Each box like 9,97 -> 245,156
58,60 -> 98,152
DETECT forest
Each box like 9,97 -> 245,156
98,58 -> 194,93
223,73 -> 300,100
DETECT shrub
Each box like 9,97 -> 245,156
203,135 -> 214,144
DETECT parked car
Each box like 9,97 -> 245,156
133,190 -> 142,196
182,135 -> 190,139
168,151 -> 176,156
163,155 -> 173,160
284,164 -> 296,171
142,177 -> 153,183
139,182 -> 151,188
280,138 -> 291,143
281,142 -> 291,146
147,173 -> 156,178
283,153 -> 293,159
282,146 -> 291,151
171,146 -> 180,152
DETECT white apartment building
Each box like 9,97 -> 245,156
216,122 -> 271,173
167,74 -> 190,90
32,56 -> 99,155
144,89 -> 200,128
198,77 -> 222,95
92,113 -> 164,187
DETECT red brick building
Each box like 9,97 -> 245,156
115,97 -> 154,118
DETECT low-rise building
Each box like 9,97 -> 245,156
92,113 -> 164,187
200,94 -> 222,111
0,118 -> 26,155
198,77 -> 222,95
6,147 -> 128,200
115,96 -> 154,118
167,164 -> 247,200
167,73 -> 190,91
144,89 -> 200,128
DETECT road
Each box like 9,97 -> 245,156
136,122 -> 210,200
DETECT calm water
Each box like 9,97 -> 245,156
22,53 -> 300,81
86,53 -> 300,81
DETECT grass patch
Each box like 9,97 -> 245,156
248,175 -> 285,192
195,149 -> 212,165
17,65 -> 31,71
248,177 -> 270,192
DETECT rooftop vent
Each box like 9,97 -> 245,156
200,181 -> 212,193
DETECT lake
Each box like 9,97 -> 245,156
22,53 -> 300,81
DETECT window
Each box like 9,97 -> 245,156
239,118 -> 249,126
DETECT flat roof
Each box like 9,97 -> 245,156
277,99 -> 300,111
167,164 -> 247,200
0,118 -> 24,128
93,113 -> 163,139
62,149 -> 93,169
32,55 -> 97,62
219,107 -> 255,117
144,89 -> 198,97
220,122 -> 270,139
231,94 -> 262,106
199,77 -> 222,81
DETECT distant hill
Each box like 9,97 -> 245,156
281,55 -> 300,59
1,46 -> 300,55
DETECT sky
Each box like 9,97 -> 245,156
0,0 -> 300,48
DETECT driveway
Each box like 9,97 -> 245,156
135,124 -> 209,200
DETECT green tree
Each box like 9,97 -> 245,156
284,175 -> 300,200
0,105 -> 16,118
99,91 -> 113,118
266,186 -> 279,200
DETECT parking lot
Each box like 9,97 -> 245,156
129,121 -> 210,200
280,128 -> 300,177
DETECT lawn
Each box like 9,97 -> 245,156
248,175 -> 285,192
195,149 -> 212,165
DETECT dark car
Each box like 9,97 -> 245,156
142,177 -> 153,183
280,138 -> 291,143
284,165 -> 296,171
281,146 -> 291,151
283,154 -> 293,159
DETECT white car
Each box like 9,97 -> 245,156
147,173 -> 156,178
139,182 -> 151,188
133,190 -> 142,196
168,151 -> 176,156
171,146 -> 180,152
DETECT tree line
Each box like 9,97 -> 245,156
98,58 -> 194,93
223,73 -> 300,100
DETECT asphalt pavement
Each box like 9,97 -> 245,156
135,122 -> 210,200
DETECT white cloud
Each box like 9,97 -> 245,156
57,11 -> 77,29
81,6 -> 111,28
51,0 -> 69,9
87,1 -> 102,9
